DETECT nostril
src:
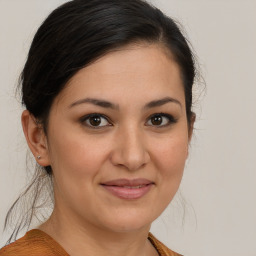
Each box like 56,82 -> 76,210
109,132 -> 150,171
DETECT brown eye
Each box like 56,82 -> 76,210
146,113 -> 177,127
81,114 -> 111,128
151,115 -> 163,125
89,116 -> 102,126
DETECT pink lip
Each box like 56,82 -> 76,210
101,179 -> 154,200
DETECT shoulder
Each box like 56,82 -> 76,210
148,233 -> 183,256
0,229 -> 69,256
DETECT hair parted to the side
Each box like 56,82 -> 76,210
4,0 -> 197,244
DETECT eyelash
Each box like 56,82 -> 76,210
80,112 -> 177,129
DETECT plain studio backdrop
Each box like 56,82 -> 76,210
0,1 -> 255,255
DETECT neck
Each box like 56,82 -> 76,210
39,208 -> 157,256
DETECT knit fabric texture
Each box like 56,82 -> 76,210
0,229 -> 182,256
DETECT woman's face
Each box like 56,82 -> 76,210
44,43 -> 192,233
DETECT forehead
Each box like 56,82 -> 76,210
54,43 -> 185,108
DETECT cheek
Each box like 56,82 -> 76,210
47,127 -> 108,184
154,133 -> 188,168
152,132 -> 188,190
47,131 -> 111,212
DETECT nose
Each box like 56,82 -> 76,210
110,126 -> 150,171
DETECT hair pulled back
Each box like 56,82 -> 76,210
5,0 -> 196,243
22,0 -> 195,136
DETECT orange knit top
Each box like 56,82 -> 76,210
0,229 -> 182,256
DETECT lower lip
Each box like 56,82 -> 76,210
101,184 -> 153,200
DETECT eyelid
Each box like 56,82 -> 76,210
145,113 -> 177,127
80,112 -> 177,129
80,113 -> 112,129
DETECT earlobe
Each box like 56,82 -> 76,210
21,110 -> 50,166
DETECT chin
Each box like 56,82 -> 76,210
106,220 -> 151,233
95,208 -> 157,234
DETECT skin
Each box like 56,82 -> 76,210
22,43 -> 194,256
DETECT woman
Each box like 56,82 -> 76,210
0,0 -> 196,255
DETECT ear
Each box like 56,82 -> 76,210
188,112 -> 196,143
186,113 -> 196,158
21,110 -> 51,166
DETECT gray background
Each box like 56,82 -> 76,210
0,1 -> 255,255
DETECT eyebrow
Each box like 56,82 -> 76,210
69,96 -> 182,110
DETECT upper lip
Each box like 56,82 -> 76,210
101,178 -> 154,187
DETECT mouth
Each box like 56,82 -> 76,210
100,179 -> 154,200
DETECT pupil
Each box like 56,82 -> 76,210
152,115 -> 162,125
90,116 -> 101,126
